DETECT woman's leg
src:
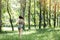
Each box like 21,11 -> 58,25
18,28 -> 22,37
18,29 -> 20,36
20,28 -> 22,36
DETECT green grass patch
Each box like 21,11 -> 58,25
0,28 -> 60,40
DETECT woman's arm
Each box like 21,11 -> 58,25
15,19 -> 19,25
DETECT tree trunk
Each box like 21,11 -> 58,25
34,0 -> 36,28
43,0 -> 46,28
7,0 -> 14,31
49,0 -> 51,27
54,3 -> 56,28
0,0 -> 2,32
28,0 -> 31,30
57,3 -> 59,27
22,0 -> 26,30
39,0 -> 42,29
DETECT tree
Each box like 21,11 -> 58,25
28,0 -> 31,30
57,2 -> 59,27
39,0 -> 42,29
49,0 -> 51,27
0,0 -> 2,32
43,0 -> 46,28
7,0 -> 14,31
54,2 -> 57,27
34,0 -> 36,28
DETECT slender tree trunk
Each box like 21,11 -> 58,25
49,0 -> 51,27
7,0 -> 14,31
57,16 -> 58,27
22,0 -> 26,30
34,0 -> 36,28
20,0 -> 26,17
43,0 -> 46,28
28,0 -> 31,30
57,3 -> 59,27
39,0 -> 42,29
0,0 -> 2,32
47,11 -> 48,26
54,3 -> 56,28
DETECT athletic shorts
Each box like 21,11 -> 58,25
18,24 -> 23,29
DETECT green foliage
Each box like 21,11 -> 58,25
1,0 -> 60,27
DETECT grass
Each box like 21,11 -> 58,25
0,28 -> 60,40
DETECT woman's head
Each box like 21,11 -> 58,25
19,16 -> 24,19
